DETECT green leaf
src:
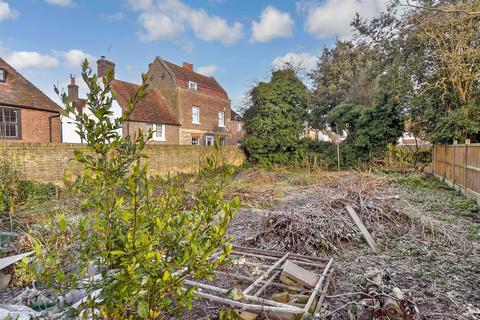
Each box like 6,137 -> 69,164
110,250 -> 125,256
137,300 -> 149,318
58,214 -> 67,232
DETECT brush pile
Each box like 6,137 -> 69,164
242,173 -> 407,255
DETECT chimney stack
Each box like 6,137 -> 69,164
68,74 -> 79,101
97,56 -> 115,78
183,62 -> 193,71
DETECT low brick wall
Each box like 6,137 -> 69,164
0,142 -> 245,185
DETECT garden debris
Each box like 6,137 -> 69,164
0,251 -> 33,270
280,261 -> 319,289
348,268 -> 421,320
186,246 -> 334,319
0,271 -> 11,289
345,205 -> 378,254
0,304 -> 39,319
235,173 -> 406,255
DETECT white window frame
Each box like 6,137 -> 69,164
205,135 -> 214,145
188,81 -> 197,91
0,69 -> 5,83
236,122 -> 243,132
146,123 -> 166,141
218,111 -> 225,127
192,137 -> 199,145
192,106 -> 200,124
0,106 -> 20,139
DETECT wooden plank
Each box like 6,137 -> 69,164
345,206 -> 378,254
253,270 -> 279,297
301,258 -> 334,319
0,251 -> 34,270
242,253 -> 289,295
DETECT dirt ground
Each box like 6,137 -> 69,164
224,168 -> 480,320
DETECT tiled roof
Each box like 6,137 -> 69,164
162,59 -> 228,98
231,110 -> 244,121
111,79 -> 180,126
0,57 -> 62,113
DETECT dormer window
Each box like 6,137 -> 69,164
0,69 -> 6,83
188,81 -> 197,91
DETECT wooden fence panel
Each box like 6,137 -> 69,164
431,144 -> 480,204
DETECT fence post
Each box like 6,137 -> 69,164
464,140 -> 469,195
453,141 -> 456,186
444,144 -> 447,181
432,144 -> 435,174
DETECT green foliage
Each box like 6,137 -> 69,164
0,159 -> 19,214
17,181 -> 58,204
243,68 -> 308,167
353,1 -> 480,143
23,60 -> 239,319
309,40 -> 380,129
309,38 -> 404,166
303,139 -> 339,170
384,144 -> 431,172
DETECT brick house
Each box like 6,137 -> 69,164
68,57 -> 181,143
229,110 -> 244,146
0,57 -> 62,142
147,57 -> 233,145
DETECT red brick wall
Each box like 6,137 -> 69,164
11,108 -> 62,143
179,88 -> 231,132
229,120 -> 244,145
176,79 -> 226,100
124,121 -> 180,144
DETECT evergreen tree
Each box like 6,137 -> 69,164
243,69 -> 308,166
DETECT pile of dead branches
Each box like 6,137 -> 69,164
247,173 -> 408,255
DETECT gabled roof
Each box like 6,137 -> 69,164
0,57 -> 62,113
111,79 -> 180,126
231,110 -> 244,121
160,58 -> 228,98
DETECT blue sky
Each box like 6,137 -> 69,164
0,0 -> 387,112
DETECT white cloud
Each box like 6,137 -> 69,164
304,0 -> 387,39
45,0 -> 75,6
196,65 -> 218,76
101,12 -> 125,22
61,49 -> 96,67
0,1 -> 17,22
272,52 -> 318,72
127,0 -> 244,45
4,51 -> 59,69
251,6 -> 294,43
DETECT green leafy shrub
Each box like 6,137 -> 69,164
243,68 -> 309,168
23,60 -> 239,319
0,159 -> 19,214
384,144 -> 431,172
17,181 -> 58,204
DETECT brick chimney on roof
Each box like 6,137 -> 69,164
97,56 -> 115,78
68,74 -> 79,101
183,62 -> 193,71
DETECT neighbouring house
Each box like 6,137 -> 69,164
67,57 -> 181,143
229,110 -> 244,146
0,57 -> 62,142
397,133 -> 431,147
305,127 -> 346,143
147,57 -> 233,145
